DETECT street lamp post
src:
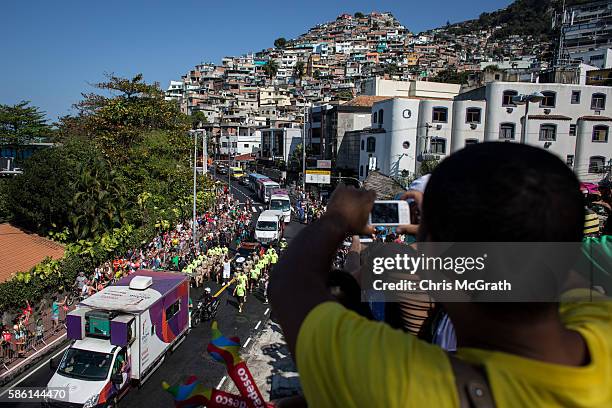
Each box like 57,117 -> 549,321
512,92 -> 545,144
191,130 -> 198,247
296,91 -> 307,193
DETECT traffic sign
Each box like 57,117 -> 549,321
305,169 -> 331,184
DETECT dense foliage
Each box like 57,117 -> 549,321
0,101 -> 52,147
0,74 -> 216,313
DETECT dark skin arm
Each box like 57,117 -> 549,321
269,186 -> 376,357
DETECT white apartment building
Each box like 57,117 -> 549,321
219,130 -> 261,156
357,82 -> 612,183
260,128 -> 302,163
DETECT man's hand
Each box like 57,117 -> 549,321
324,185 -> 376,235
396,190 -> 423,235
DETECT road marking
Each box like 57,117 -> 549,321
242,337 -> 252,348
259,206 -> 264,211
217,375 -> 227,389
0,340 -> 70,396
254,320 -> 261,330
264,308 -> 270,315
252,206 -> 257,213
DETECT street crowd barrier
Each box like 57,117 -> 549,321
0,305 -> 70,375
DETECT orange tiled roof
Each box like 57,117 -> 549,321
0,224 -> 65,283
343,95 -> 391,107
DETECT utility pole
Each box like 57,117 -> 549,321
302,94 -> 307,193
202,129 -> 207,174
192,131 -> 198,247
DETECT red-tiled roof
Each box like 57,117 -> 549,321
579,116 -> 612,121
0,224 -> 65,283
343,96 -> 391,107
234,153 -> 257,161
528,115 -> 572,121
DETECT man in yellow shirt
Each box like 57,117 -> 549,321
269,143 -> 612,407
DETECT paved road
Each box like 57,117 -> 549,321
1,172 -> 306,408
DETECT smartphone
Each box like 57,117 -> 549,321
368,200 -> 410,226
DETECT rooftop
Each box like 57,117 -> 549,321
343,95 -> 391,107
0,223 -> 65,283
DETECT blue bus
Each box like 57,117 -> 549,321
247,173 -> 269,192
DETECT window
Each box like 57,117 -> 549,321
359,165 -> 364,177
373,112 -> 378,123
566,155 -> 574,167
361,140 -> 365,151
593,125 -> 609,142
502,90 -> 518,106
540,91 -> 556,108
244,143 -> 249,148
231,142 -> 237,148
165,300 -> 181,321
465,139 -> 478,146
589,156 -> 606,173
221,142 -> 228,147
366,136 -> 376,152
494,74 -> 501,80
591,93 -> 606,110
539,124 -> 557,141
499,123 -> 515,140
432,107 -> 448,123
378,109 -> 384,124
430,138 -> 446,154
569,124 -> 577,136
465,108 -> 481,124
571,91 -> 581,104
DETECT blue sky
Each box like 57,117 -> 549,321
1,0 -> 512,122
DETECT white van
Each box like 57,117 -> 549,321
269,190 -> 291,224
255,210 -> 284,245
45,271 -> 189,407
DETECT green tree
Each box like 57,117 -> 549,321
430,66 -> 469,84
0,101 -> 51,160
5,138 -> 99,235
384,63 -> 400,76
289,143 -> 313,171
68,157 -> 129,240
419,158 -> 440,176
274,37 -> 287,48
354,12 -> 365,18
190,110 -> 208,129
336,90 -> 354,100
263,60 -> 279,81
313,69 -> 322,80
293,61 -> 305,85
67,73 -> 189,161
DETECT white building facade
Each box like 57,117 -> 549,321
358,82 -> 612,183
219,131 -> 261,156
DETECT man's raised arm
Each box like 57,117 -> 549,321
268,186 -> 376,356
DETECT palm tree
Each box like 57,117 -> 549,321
293,61 -> 305,86
69,158 -> 128,239
263,60 -> 279,83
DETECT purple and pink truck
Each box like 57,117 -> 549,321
45,270 -> 189,408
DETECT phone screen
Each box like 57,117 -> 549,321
370,202 -> 399,224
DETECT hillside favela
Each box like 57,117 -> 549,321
1,0 -> 612,407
